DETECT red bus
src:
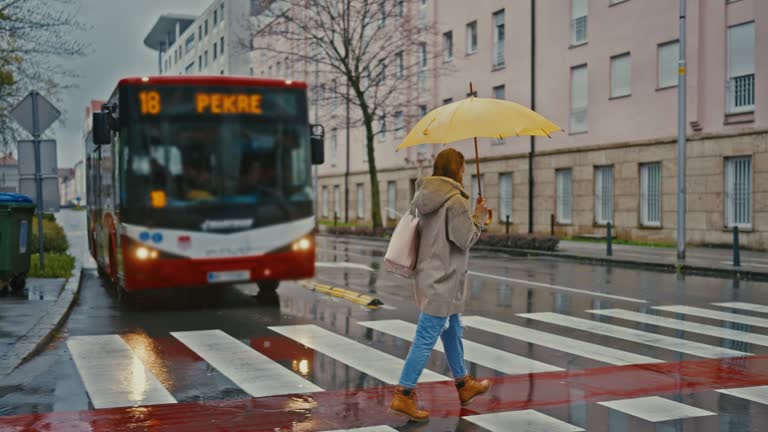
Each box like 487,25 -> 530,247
87,76 -> 324,299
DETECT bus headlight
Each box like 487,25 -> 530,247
292,237 -> 312,251
135,246 -> 159,260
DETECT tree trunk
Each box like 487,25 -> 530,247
363,115 -> 383,230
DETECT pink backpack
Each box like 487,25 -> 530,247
384,207 -> 420,278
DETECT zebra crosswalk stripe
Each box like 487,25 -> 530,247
358,319 -> 563,375
587,308 -> 768,347
171,329 -> 323,397
519,312 -> 751,359
464,410 -> 585,432
269,324 -> 449,384
66,335 -> 177,409
717,386 -> 768,405
653,305 -> 768,329
462,315 -> 662,365
598,396 -> 716,422
711,302 -> 768,314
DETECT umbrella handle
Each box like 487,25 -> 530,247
485,209 -> 493,226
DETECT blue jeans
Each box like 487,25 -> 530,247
398,313 -> 468,388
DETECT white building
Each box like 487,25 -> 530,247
0,154 -> 19,193
144,0 -> 258,76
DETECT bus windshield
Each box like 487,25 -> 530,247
124,118 -> 311,208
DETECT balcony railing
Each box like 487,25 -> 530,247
571,15 -> 587,45
726,74 -> 755,114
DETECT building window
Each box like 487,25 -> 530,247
418,43 -> 427,92
418,0 -> 427,28
571,0 -> 588,45
214,9 -> 218,26
658,40 -> 679,89
493,85 -> 505,100
330,129 -> 338,165
198,25 -> 202,40
276,61 -> 281,76
570,64 -> 588,133
610,53 -> 631,98
556,169 -> 572,224
499,173 -> 512,223
595,166 -> 613,225
213,42 -> 218,60
470,175 -> 484,209
417,105 -> 428,155
397,0 -> 404,18
377,59 -> 386,84
443,31 -> 453,62
249,67 -> 254,76
321,186 -> 329,217
204,50 -> 208,67
379,2 -> 386,26
185,62 -> 194,74
443,98 -> 453,105
394,111 -> 404,138
395,51 -> 404,78
357,184 -> 365,219
640,162 -> 661,227
387,181 -> 397,219
493,9 -> 505,67
333,185 -> 341,218
198,55 -> 202,71
466,21 -> 478,54
362,139 -> 368,163
725,156 -> 752,228
331,79 -> 338,110
205,19 -> 208,36
185,35 -> 195,53
379,116 -> 386,141
220,36 -> 224,55
727,22 -> 755,114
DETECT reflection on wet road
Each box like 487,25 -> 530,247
1,232 -> 768,431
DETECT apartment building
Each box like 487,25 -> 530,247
144,0 -> 257,77
310,0 -> 766,249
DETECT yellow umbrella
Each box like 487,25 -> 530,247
397,83 -> 562,223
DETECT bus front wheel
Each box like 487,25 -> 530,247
257,280 -> 279,294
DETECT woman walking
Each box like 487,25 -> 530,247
389,148 -> 491,422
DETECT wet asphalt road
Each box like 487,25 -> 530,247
1,211 -> 768,431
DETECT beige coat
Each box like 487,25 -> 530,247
411,176 -> 482,317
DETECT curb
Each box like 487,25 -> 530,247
0,262 -> 84,378
320,234 -> 768,281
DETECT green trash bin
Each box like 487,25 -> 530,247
0,193 -> 36,292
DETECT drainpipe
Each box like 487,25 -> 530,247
528,0 -> 536,234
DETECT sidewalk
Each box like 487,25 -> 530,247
324,233 -> 768,280
552,240 -> 768,280
0,210 -> 89,378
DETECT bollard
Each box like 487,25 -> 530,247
550,213 -> 555,236
506,215 -> 510,236
334,211 -> 338,232
606,221 -> 613,257
733,225 -> 740,267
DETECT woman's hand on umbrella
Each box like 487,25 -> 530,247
474,197 -> 489,222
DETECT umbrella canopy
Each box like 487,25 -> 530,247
397,97 -> 561,151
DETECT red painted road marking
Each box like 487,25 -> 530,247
1,355 -> 767,431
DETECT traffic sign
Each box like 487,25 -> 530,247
17,140 -> 57,176
10,91 -> 60,136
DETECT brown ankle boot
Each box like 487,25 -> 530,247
389,386 -> 429,422
456,375 -> 492,406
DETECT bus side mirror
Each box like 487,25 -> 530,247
310,124 -> 324,165
92,112 -> 112,145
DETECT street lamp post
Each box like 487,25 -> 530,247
344,0 -> 351,223
677,0 -> 687,260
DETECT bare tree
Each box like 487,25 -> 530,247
246,0 -> 444,229
0,0 -> 88,151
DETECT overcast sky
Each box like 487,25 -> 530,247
52,0 -> 211,167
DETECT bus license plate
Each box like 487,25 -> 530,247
207,270 -> 251,283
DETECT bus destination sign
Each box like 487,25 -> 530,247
138,90 -> 264,116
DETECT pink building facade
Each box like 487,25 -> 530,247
314,0 -> 767,249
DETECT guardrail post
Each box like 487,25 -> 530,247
506,215 -> 510,236
733,225 -> 740,267
606,222 -> 613,257
334,211 -> 338,232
